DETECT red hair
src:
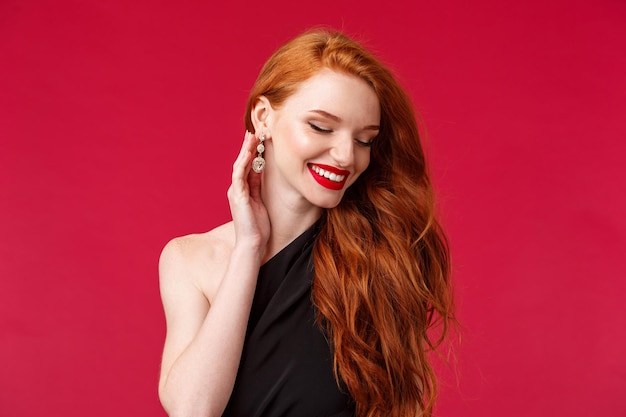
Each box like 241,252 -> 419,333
245,30 -> 455,417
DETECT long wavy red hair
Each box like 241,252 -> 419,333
245,29 -> 455,417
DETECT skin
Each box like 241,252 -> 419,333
158,69 -> 380,417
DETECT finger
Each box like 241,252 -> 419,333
232,131 -> 255,185
233,131 -> 253,169
248,166 -> 262,200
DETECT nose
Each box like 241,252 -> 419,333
329,134 -> 354,168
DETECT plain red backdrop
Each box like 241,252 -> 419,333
1,0 -> 625,416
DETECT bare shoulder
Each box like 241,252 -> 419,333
159,221 -> 235,304
157,222 -> 236,393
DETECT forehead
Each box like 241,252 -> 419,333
279,68 -> 380,124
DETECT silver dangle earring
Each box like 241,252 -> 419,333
252,133 -> 266,173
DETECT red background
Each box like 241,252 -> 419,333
1,0 -> 625,416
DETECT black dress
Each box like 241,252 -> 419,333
222,222 -> 355,417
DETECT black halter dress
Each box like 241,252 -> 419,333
222,221 -> 355,417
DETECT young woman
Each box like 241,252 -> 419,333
158,29 -> 455,417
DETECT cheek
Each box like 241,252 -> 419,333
355,150 -> 371,174
277,125 -> 318,157
272,119 -> 292,145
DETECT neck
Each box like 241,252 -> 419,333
260,177 -> 323,263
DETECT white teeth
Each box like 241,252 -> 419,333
311,165 -> 345,182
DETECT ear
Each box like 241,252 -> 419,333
250,96 -> 273,136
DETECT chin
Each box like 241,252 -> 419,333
309,193 -> 346,209
318,201 -> 342,209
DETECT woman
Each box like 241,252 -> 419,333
158,29 -> 455,417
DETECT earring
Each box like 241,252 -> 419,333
252,133 -> 266,173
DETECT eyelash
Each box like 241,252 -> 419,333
308,123 -> 373,147
309,122 -> 331,133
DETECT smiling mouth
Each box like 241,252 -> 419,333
310,164 -> 346,182
308,164 -> 350,191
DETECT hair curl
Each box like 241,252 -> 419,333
245,29 -> 455,417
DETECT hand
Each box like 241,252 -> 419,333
227,131 -> 271,255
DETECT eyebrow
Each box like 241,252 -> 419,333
309,109 -> 380,131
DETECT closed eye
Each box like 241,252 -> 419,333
309,121 -> 373,147
309,122 -> 332,133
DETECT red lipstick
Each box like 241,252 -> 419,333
308,163 -> 350,191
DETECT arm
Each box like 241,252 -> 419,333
158,131 -> 270,417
